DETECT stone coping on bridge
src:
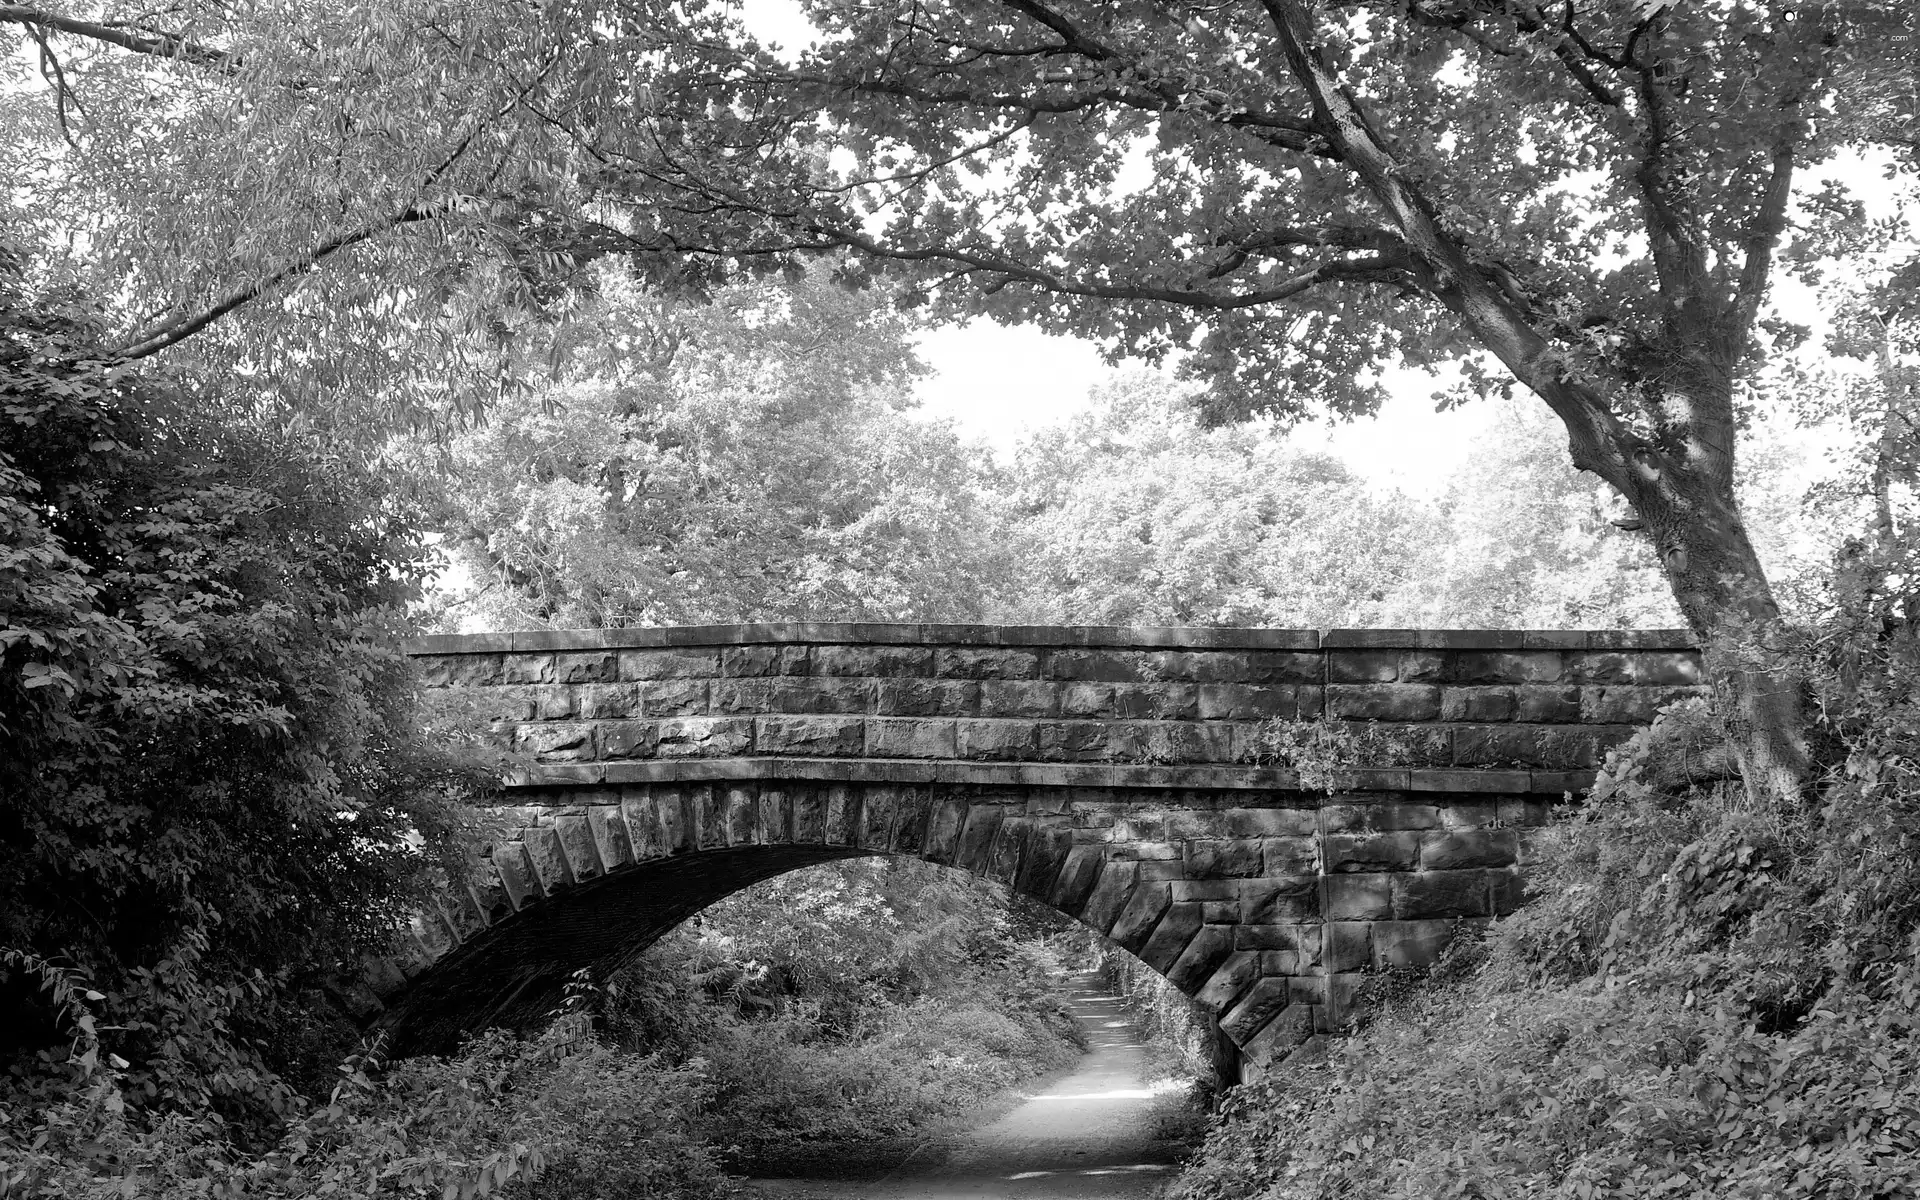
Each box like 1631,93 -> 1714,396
404,623 -> 1697,655
501,755 -> 1597,795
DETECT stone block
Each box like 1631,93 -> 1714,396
1490,868 -> 1527,915
1139,901 -> 1205,972
1111,840 -> 1180,861
1172,879 -> 1240,903
517,722 -> 593,761
621,790 -> 663,859
1441,686 -> 1515,722
1048,844 -> 1106,912
720,644 -> 809,677
859,787 -> 899,850
533,686 -> 575,720
1241,876 -> 1321,923
1016,824 -> 1074,897
502,654 -> 556,685
1059,683 -> 1116,717
1167,926 -> 1236,994
596,720 -> 660,760
553,814 -> 602,879
577,682 -> 644,719
1393,869 -> 1491,919
767,678 -> 874,714
1497,797 -> 1552,827
934,647 -> 1041,679
1326,649 -> 1400,683
690,785 -> 725,850
1322,800 -> 1441,832
654,786 -> 690,853
953,803 -> 1005,872
987,816 -> 1029,884
1442,650 -> 1564,684
656,717 -> 753,757
1513,685 -> 1581,723
1397,651 -> 1446,682
491,842 -> 541,907
1372,919 -> 1465,969
521,825 -> 574,892
758,787 -> 791,844
1564,651 -> 1637,684
1035,720 -> 1112,761
1202,900 -> 1239,924
1439,800 -> 1501,828
645,678 -> 711,716
1222,807 -> 1318,837
789,785 -> 827,843
1185,838 -> 1265,878
1198,684 -> 1306,721
977,680 -> 1060,718
1194,949 -> 1263,1012
1324,921 -> 1372,973
1045,649 -> 1149,682
1241,1002 -> 1317,1060
1327,684 -> 1441,721
873,678 -> 979,717
1420,829 -> 1518,871
957,719 -> 1038,760
920,797 -> 966,862
867,718 -> 958,759
1635,651 -> 1702,686
1121,722 -> 1236,763
724,786 -> 758,845
619,648 -> 721,680
1221,977 -> 1292,1044
1081,861 -> 1139,932
414,653 -> 503,687
1110,882 -> 1174,953
587,804 -> 634,870
810,645 -> 934,677
1452,724 -> 1541,767
823,785 -> 858,846
554,651 -> 617,683
755,715 -> 864,756
1324,831 -> 1421,873
1325,874 -> 1392,920
1262,836 -> 1319,875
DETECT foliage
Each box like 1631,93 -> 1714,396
0,975 -> 734,1200
0,252 -> 480,1120
423,269 -> 1023,628
1006,373 -> 1427,628
1170,618 -> 1920,1197
598,857 -> 1082,1163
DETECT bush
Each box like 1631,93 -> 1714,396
1173,664 -> 1920,1198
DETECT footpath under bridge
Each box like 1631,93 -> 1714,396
358,623 -> 1701,1067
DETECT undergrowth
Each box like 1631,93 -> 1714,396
1173,663 -> 1920,1199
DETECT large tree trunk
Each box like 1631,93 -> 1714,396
1623,442 -> 1814,809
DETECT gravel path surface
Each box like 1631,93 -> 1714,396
744,974 -> 1190,1200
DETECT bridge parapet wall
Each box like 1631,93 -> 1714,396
380,625 -> 1703,1063
408,624 -> 1703,791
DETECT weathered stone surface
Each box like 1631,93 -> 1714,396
379,624 -> 1697,1062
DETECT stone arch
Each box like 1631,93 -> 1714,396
365,623 -> 1706,1068
364,778 -> 1323,1061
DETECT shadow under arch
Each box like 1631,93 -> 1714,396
368,777 -> 1295,1060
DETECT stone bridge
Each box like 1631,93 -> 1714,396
362,623 -> 1701,1066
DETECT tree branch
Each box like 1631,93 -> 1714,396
0,5 -> 234,71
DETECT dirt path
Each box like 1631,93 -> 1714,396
744,974 -> 1191,1199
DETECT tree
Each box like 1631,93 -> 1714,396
8,1 -> 1918,805
0,249 -> 479,1111
1008,372 -> 1428,627
425,268 -> 1024,627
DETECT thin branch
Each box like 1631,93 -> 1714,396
0,5 -> 234,71
112,207 -> 441,360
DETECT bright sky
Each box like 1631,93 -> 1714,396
736,0 -> 1910,498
